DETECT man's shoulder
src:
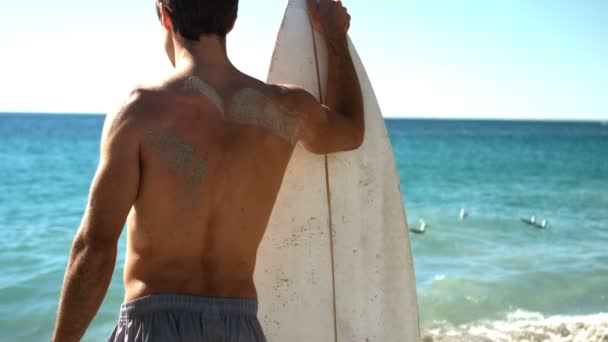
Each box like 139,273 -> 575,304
265,83 -> 317,110
128,83 -> 178,110
114,81 -> 183,118
103,86 -> 170,139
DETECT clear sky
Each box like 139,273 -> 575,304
1,0 -> 606,120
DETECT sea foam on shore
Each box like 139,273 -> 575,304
422,311 -> 608,342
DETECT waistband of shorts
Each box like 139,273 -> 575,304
119,294 -> 258,319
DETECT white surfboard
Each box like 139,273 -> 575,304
254,1 -> 420,341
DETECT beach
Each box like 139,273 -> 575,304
0,114 -> 606,341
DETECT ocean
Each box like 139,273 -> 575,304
0,114 -> 606,341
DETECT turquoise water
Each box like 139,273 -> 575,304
388,119 -> 608,327
0,114 -> 607,340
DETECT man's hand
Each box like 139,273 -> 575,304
283,0 -> 363,154
307,0 -> 351,40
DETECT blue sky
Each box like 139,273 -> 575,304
0,0 -> 606,120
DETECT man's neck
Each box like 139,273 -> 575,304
174,35 -> 233,73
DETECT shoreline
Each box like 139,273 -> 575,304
422,311 -> 608,342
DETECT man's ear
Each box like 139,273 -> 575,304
160,5 -> 173,31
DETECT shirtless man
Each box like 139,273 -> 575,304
52,0 -> 363,340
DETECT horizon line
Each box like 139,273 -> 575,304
0,111 -> 605,123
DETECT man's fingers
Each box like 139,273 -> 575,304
306,0 -> 317,16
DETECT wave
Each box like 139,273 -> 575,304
417,273 -> 608,326
422,310 -> 608,342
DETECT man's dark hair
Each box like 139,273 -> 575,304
156,0 -> 239,41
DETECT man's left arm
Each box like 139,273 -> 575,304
52,91 -> 143,342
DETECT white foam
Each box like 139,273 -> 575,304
423,311 -> 608,342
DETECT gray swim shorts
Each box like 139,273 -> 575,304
108,294 -> 266,342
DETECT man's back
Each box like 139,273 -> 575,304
53,1 -> 362,341
125,73 -> 301,301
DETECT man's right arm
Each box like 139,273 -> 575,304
287,0 -> 364,154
